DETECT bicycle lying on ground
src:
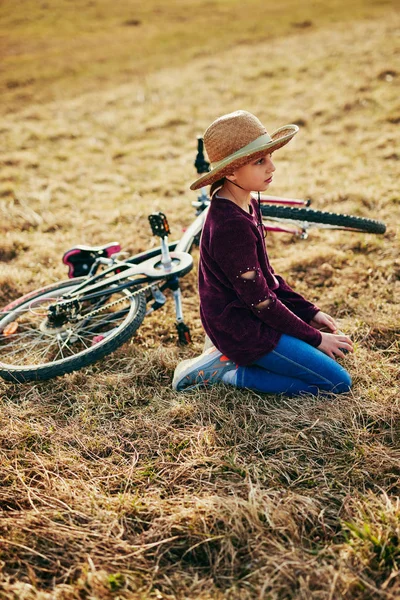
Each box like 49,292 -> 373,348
0,139 -> 386,383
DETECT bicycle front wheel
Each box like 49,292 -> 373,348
260,205 -> 386,234
0,278 -> 146,383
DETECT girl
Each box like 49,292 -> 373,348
173,110 -> 353,396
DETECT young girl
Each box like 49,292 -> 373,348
173,110 -> 353,396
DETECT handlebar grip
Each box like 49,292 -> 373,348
194,136 -> 210,175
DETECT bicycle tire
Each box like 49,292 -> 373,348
260,205 -> 386,234
0,277 -> 146,383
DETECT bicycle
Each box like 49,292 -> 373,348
0,138 -> 386,383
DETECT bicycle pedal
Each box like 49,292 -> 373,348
176,321 -> 192,345
148,212 -> 170,238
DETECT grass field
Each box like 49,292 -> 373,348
0,0 -> 399,598
1,0 -> 398,113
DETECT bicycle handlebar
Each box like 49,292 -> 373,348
194,136 -> 210,175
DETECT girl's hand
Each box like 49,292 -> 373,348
317,332 -> 354,360
310,311 -> 337,333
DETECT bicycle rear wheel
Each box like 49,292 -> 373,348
260,205 -> 386,234
0,278 -> 146,383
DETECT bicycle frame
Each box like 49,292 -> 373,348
45,174 -> 325,349
0,139 -> 387,382
190,186 -> 313,238
64,189 -> 312,330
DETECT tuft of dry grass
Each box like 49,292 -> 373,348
0,1 -> 399,598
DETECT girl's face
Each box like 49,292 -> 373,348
229,152 -> 276,192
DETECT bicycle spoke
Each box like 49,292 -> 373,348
1,337 -> 56,360
69,330 -> 90,349
0,319 -> 119,361
0,283 -> 143,373
78,319 -> 121,334
1,322 -> 62,339
54,338 -> 67,362
25,338 -> 59,364
2,335 -> 52,353
0,331 -> 37,346
0,300 -> 67,317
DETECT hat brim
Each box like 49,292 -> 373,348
190,124 -> 299,191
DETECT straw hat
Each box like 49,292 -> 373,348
190,110 -> 299,190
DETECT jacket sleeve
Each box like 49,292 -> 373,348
275,275 -> 321,323
211,217 -> 322,347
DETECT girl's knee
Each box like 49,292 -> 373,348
332,370 -> 352,394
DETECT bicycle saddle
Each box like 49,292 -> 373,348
63,242 -> 121,278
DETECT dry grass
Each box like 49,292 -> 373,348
1,0 -> 397,114
0,1 -> 399,598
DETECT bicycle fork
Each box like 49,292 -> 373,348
148,212 -> 192,345
171,279 -> 192,345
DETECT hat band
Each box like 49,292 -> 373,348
211,133 -> 273,170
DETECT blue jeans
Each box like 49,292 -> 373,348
236,334 -> 352,396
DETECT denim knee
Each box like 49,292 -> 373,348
332,370 -> 352,394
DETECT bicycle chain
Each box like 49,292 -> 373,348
75,284 -> 153,320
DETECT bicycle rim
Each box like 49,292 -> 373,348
0,278 -> 146,382
260,205 -> 387,234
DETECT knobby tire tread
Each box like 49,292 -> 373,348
260,205 -> 386,234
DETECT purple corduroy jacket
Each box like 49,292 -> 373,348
198,196 -> 323,365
